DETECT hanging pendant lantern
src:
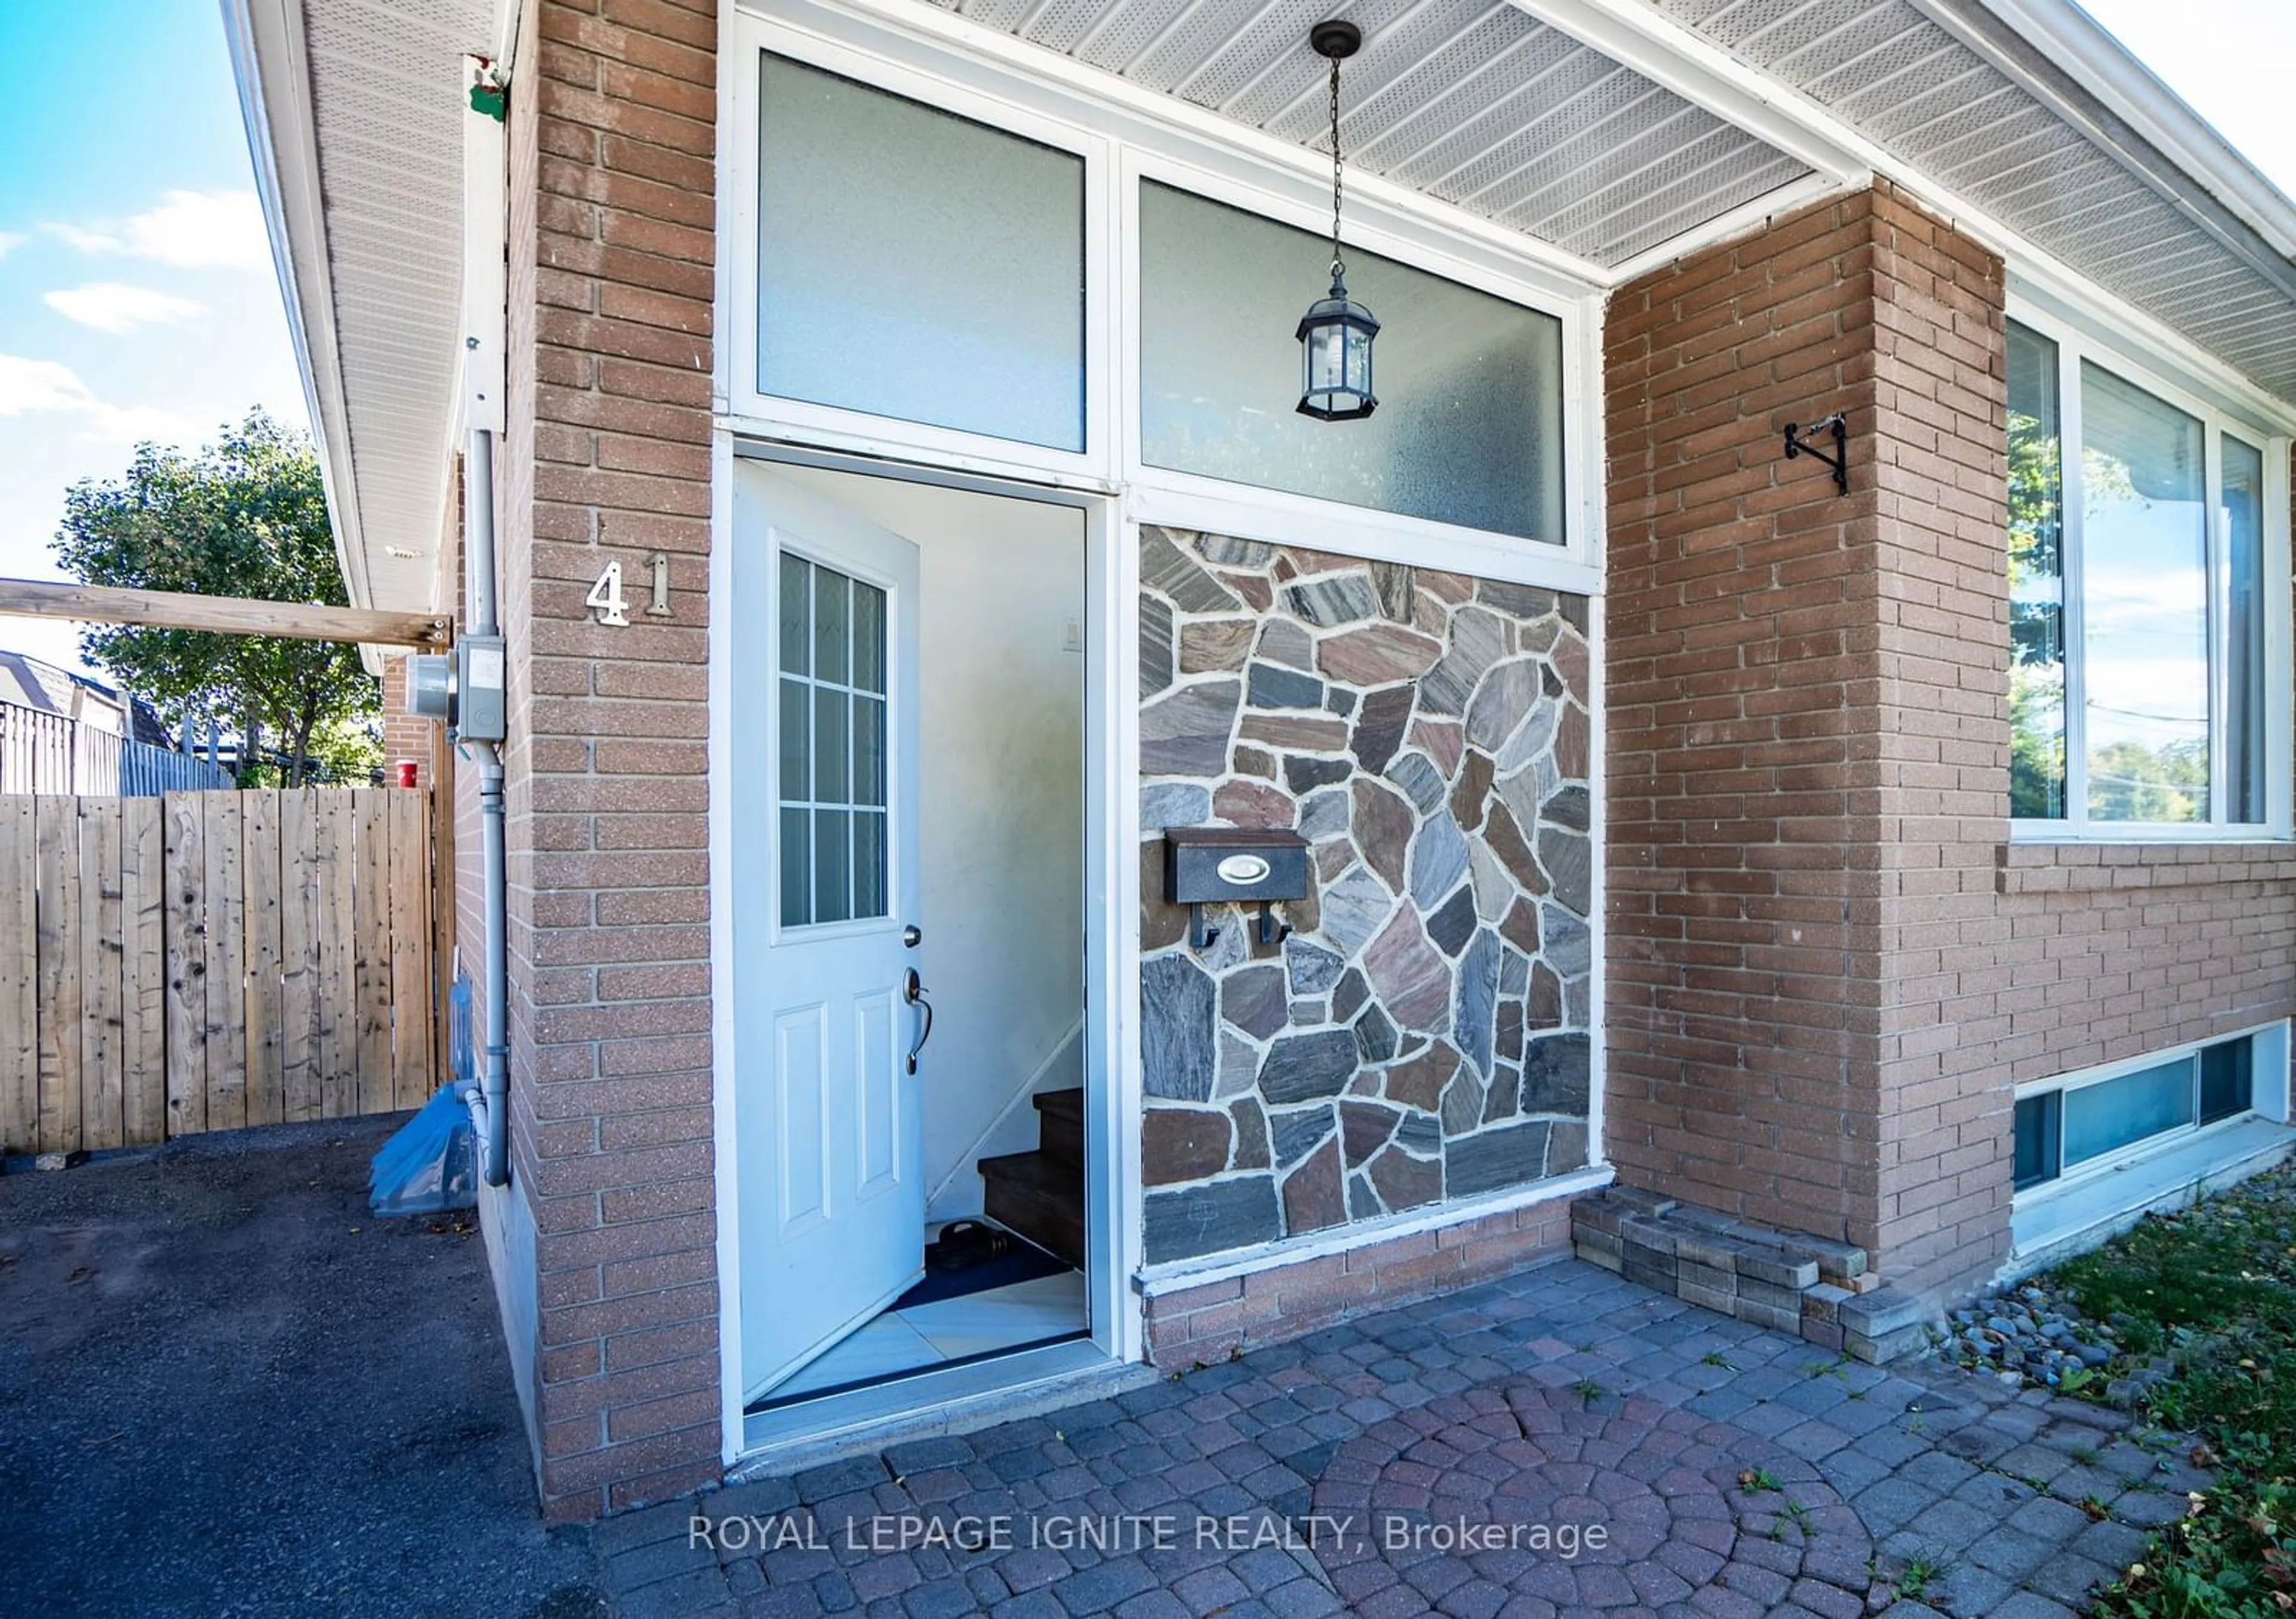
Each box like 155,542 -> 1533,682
1297,19 -> 1378,421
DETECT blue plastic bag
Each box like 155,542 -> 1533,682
368,1084 -> 478,1216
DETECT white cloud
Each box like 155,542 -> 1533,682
0,353 -> 196,444
0,232 -> 23,262
44,282 -> 207,334
44,222 -> 118,254
0,355 -> 99,416
43,190 -> 270,272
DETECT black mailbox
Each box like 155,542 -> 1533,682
1164,827 -> 1308,949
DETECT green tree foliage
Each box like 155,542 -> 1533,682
304,715 -> 385,786
2006,405 -> 2067,818
2089,736 -> 2208,824
51,410 -> 377,787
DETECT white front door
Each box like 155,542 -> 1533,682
732,463 -> 924,1404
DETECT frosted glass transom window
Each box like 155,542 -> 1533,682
778,554 -> 889,928
756,53 -> 1085,451
1140,181 -> 1565,541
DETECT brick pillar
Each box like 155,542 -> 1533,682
1604,181 -> 2013,1303
499,0 -> 721,1522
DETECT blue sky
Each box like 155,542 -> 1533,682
0,2 -> 2288,679
0,1 -> 306,674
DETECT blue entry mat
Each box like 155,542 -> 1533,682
894,1227 -> 1070,1310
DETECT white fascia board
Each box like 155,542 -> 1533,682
1501,0 -> 1868,185
1971,0 -> 2296,263
219,0 -> 384,673
1907,0 -> 2296,302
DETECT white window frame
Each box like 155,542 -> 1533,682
2011,1020 -> 2293,1202
724,17 -> 1115,485
723,0 -> 1605,597
2007,297 -> 2294,841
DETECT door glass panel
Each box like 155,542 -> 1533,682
853,809 -> 886,919
814,688 -> 849,806
757,52 -> 1086,452
1140,180 -> 1565,541
2222,435 -> 2268,824
778,553 -> 810,676
777,551 -> 893,926
853,583 -> 887,696
2063,1057 -> 2194,1166
815,809 -> 852,925
2080,364 -> 2209,823
778,808 -> 811,928
814,569 -> 849,686
2007,322 -> 2066,819
853,696 -> 885,808
777,679 -> 809,801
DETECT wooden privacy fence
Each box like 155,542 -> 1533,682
0,788 -> 435,1157
0,699 -> 234,796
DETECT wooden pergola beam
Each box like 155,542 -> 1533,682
0,578 -> 451,648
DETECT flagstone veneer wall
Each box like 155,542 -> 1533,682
1136,526 -> 1595,1266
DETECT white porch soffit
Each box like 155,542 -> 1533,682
935,0 -> 2296,405
225,0 -> 493,618
929,0 -> 1822,267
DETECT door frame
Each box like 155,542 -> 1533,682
711,437 -> 1140,1467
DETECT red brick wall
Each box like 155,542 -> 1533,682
499,0 -> 721,1523
1990,847 -> 2296,1081
378,657 -> 434,786
1604,182 -> 2017,1301
1861,188 -> 2016,1297
1144,1194 -> 1575,1364
1606,188 -> 1894,1255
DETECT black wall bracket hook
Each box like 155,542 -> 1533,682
1784,412 -> 1849,495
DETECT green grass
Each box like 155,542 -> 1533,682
1897,1556 -> 1947,1600
2049,1163 -> 2296,1618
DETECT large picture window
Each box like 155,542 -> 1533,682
2007,317 -> 2283,831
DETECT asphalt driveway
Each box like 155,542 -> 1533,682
0,1112 -> 603,1619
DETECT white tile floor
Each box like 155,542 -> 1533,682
767,1269 -> 1086,1401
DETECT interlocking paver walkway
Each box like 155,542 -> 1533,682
600,1260 -> 2206,1618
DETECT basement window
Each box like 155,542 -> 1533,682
2013,1027 -> 2277,1194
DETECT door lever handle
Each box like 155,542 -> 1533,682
903,968 -> 933,1075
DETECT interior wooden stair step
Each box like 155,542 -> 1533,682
978,1088 -> 1085,1269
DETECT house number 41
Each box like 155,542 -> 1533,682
587,554 -> 673,626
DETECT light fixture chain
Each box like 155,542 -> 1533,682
1329,50 -> 1345,284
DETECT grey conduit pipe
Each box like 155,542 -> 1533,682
465,426 -> 511,1190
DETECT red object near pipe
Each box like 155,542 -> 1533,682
395,760 -> 420,788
